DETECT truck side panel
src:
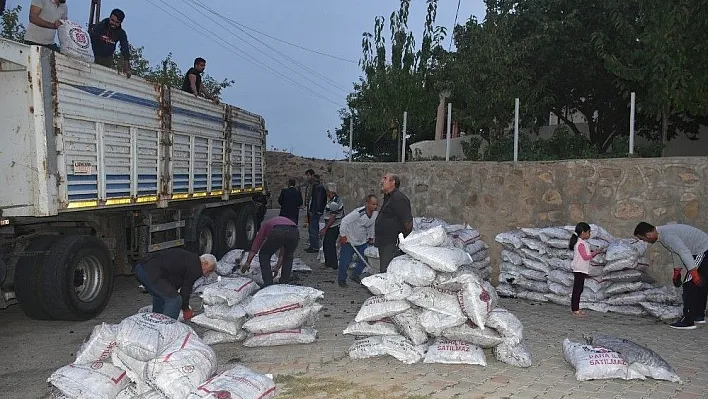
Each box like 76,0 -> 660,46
0,44 -> 57,217
170,90 -> 228,198
54,54 -> 163,210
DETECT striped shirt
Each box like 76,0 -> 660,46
657,224 -> 708,271
323,195 -> 345,227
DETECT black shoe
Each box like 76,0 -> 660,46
669,317 -> 697,330
350,275 -> 362,284
304,247 -> 318,253
338,280 -> 347,288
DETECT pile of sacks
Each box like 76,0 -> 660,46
192,278 -> 324,347
345,225 -> 532,367
564,333 -> 681,383
364,217 -> 493,281
193,249 -> 312,292
47,312 -> 277,398
495,225 -> 683,320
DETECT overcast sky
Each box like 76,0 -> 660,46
8,0 -> 485,159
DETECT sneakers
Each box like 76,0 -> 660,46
349,275 -> 362,284
695,316 -> 706,324
669,317 -> 697,330
338,280 -> 347,288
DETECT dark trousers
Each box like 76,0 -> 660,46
135,264 -> 182,320
378,243 -> 401,273
681,253 -> 708,323
571,272 -> 587,312
259,226 -> 299,286
308,211 -> 322,250
279,209 -> 299,225
323,225 -> 340,270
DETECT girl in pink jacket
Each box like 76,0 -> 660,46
568,222 -> 604,316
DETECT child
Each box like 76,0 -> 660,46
568,222 -> 604,316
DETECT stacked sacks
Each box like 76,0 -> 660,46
345,225 -> 532,367
495,225 -> 681,319
48,314 -> 276,399
194,249 -> 312,290
241,284 -> 323,347
365,217 -> 493,282
49,313 -> 216,398
190,277 -> 259,345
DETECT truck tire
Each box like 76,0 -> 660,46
40,235 -> 114,321
215,208 -> 239,258
235,203 -> 258,249
14,235 -> 60,320
191,213 -> 216,255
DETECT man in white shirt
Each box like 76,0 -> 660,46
337,194 -> 378,287
24,0 -> 68,51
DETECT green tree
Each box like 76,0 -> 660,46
329,0 -> 447,161
592,0 -> 708,146
0,5 -> 25,41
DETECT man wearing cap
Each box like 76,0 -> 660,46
320,182 -> 345,272
89,8 -> 131,77
241,216 -> 300,286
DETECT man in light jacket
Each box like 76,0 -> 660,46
337,194 -> 378,287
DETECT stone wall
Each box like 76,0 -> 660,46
331,157 -> 708,283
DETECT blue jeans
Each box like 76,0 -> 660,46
308,212 -> 322,249
135,264 -> 182,320
338,243 -> 369,282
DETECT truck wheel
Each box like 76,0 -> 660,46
191,213 -> 216,255
40,235 -> 114,321
14,235 -> 60,320
235,203 -> 258,249
215,208 -> 239,258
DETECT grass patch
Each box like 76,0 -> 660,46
275,374 -> 421,399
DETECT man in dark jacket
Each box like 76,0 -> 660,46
305,174 -> 327,253
278,178 -> 303,224
88,8 -> 131,77
135,248 -> 216,320
375,173 -> 413,272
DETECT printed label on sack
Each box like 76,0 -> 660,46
581,346 -> 628,366
69,27 -> 90,49
141,312 -> 176,325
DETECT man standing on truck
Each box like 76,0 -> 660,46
23,0 -> 68,51
181,57 -> 218,103
135,248 -> 217,321
88,8 -> 131,78
241,216 -> 300,286
375,173 -> 413,273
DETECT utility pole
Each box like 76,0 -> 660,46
0,0 -> 7,15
